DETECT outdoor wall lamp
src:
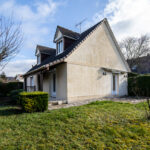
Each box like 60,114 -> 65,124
124,74 -> 128,78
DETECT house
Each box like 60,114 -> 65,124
0,77 -> 18,83
127,54 -> 150,74
24,18 -> 130,103
15,74 -> 24,82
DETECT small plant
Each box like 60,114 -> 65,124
19,91 -> 48,113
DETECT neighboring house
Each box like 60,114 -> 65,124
24,18 -> 130,103
15,74 -> 24,82
0,77 -> 17,83
127,54 -> 150,74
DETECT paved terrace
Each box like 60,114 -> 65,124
48,97 -> 149,110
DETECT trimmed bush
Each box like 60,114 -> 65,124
128,74 -> 150,96
19,91 -> 48,113
0,82 -> 23,97
23,98 -> 35,113
9,89 -> 24,104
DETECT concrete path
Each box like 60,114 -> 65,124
48,97 -> 148,110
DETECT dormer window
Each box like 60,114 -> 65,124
57,40 -> 63,55
54,26 -> 80,55
37,54 -> 41,65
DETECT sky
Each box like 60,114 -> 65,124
0,0 -> 150,76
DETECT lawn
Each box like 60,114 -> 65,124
0,101 -> 150,149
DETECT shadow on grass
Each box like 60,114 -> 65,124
0,106 -> 23,116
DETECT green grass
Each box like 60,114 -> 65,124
0,101 -> 150,149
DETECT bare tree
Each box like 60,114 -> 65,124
0,15 -> 23,71
119,35 -> 150,69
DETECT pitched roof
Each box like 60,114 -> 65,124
36,45 -> 56,56
54,26 -> 80,42
25,20 -> 103,75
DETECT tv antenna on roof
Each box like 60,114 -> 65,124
75,18 -> 87,33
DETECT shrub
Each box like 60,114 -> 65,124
128,74 -> 150,96
9,89 -> 24,104
0,82 -> 23,97
19,91 -> 48,113
23,98 -> 35,113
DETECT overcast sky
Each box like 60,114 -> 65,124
0,0 -> 150,76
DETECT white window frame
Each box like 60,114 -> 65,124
57,39 -> 63,55
30,76 -> 34,86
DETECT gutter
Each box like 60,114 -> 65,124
23,58 -> 65,77
101,67 -> 129,74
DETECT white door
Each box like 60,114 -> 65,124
112,74 -> 118,95
51,72 -> 56,97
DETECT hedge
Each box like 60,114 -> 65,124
0,82 -> 23,97
128,74 -> 150,96
9,89 -> 24,104
128,72 -> 139,78
19,91 -> 48,113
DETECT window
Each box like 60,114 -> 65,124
53,73 -> 56,92
30,76 -> 34,86
37,55 -> 40,65
113,74 -> 116,91
57,40 -> 63,55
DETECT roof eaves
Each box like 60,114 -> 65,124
24,58 -> 65,77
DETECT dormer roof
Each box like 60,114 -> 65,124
35,45 -> 56,56
54,26 -> 80,42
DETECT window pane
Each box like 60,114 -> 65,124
113,74 -> 116,91
30,77 -> 34,86
57,40 -> 63,54
37,55 -> 40,64
60,41 -> 61,52
61,41 -> 63,52
53,73 -> 56,92
59,42 -> 60,53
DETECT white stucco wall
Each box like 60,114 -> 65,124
56,63 -> 67,100
42,63 -> 67,100
65,21 -> 129,102
67,63 -> 113,102
118,73 -> 128,96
